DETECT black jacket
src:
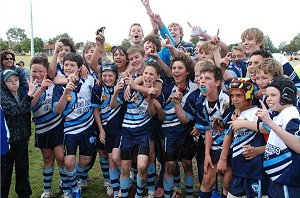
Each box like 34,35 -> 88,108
0,82 -> 32,143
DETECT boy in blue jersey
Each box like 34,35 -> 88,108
160,53 -> 198,198
53,53 -> 96,198
224,78 -> 268,198
110,61 -> 162,198
92,63 -> 124,198
256,76 -> 300,198
30,55 -> 69,198
192,63 -> 231,198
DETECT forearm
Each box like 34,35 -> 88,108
93,108 -> 104,131
268,121 -> 300,154
205,130 -> 213,155
49,53 -> 59,79
90,45 -> 101,73
53,75 -> 68,85
220,132 -> 232,160
155,56 -> 172,77
174,103 -> 190,124
55,92 -> 68,114
31,88 -> 44,108
147,99 -> 157,116
110,93 -> 119,109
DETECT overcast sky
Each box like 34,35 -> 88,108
1,0 -> 299,47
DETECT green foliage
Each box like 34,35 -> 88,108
6,27 -> 27,42
277,33 -> 300,53
264,35 -> 279,53
228,43 -> 240,52
14,43 -> 23,53
76,42 -> 84,49
0,38 -> 9,50
121,38 -> 132,49
47,33 -> 74,44
190,36 -> 200,45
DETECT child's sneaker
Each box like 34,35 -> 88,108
171,186 -> 182,198
55,184 -> 63,197
73,190 -> 82,198
104,182 -> 113,196
40,192 -> 52,198
61,193 -> 73,198
78,180 -> 88,190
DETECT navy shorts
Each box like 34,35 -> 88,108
180,135 -> 204,160
268,180 -> 300,198
35,131 -> 63,149
164,136 -> 186,161
64,131 -> 97,156
95,135 -> 105,150
105,131 -> 121,153
120,135 -> 151,160
210,149 -> 232,166
229,175 -> 269,197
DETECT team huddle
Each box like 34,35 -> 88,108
1,1 -> 300,198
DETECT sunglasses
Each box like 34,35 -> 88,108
4,58 -> 14,61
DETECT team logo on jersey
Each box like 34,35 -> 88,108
102,94 -> 107,101
67,93 -> 72,101
251,183 -> 259,193
89,136 -> 96,144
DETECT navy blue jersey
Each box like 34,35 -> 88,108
264,106 -> 300,186
231,107 -> 266,179
195,90 -> 231,150
91,83 -> 125,133
162,80 -> 198,138
32,84 -> 64,134
53,76 -> 96,135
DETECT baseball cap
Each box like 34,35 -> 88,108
16,61 -> 24,65
2,69 -> 19,81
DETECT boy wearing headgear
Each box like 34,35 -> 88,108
256,76 -> 300,198
224,77 -> 269,198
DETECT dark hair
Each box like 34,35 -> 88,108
200,64 -> 223,82
1,50 -> 15,64
111,45 -> 128,60
250,49 -> 273,59
63,53 -> 84,67
59,38 -> 76,53
145,61 -> 161,75
30,55 -> 49,69
142,34 -> 161,52
171,52 -> 193,74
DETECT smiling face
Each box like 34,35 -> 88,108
171,61 -> 189,85
248,54 -> 264,80
58,45 -> 71,63
31,64 -> 48,83
113,49 -> 127,72
102,71 -> 116,88
142,66 -> 159,88
128,51 -> 145,74
265,86 -> 283,112
168,24 -> 182,45
83,46 -> 95,66
63,60 -> 79,77
242,36 -> 262,55
2,53 -> 14,68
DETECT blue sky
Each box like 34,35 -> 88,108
1,0 -> 299,47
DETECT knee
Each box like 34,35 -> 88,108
182,161 -> 193,175
43,153 -> 55,166
165,162 -> 176,176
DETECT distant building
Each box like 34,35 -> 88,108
43,44 -> 55,56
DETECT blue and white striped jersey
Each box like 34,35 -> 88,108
195,90 -> 231,150
231,107 -> 266,179
117,89 -> 154,137
264,106 -> 300,186
162,80 -> 198,138
53,76 -> 96,135
32,83 -> 63,134
91,83 -> 125,133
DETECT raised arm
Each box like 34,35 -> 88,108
48,41 -> 63,79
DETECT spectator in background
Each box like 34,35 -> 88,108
16,60 -> 31,79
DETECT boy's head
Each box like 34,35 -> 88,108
247,49 -> 271,81
129,23 -> 144,45
82,42 -> 96,65
57,38 -> 76,63
171,53 -> 193,83
143,61 -> 161,88
267,76 -> 296,108
255,58 -> 283,90
230,77 -> 254,108
241,27 -> 264,55
30,55 -> 49,83
127,45 -> 145,73
101,62 -> 118,87
168,22 -> 184,43
111,45 -> 128,72
198,64 -> 223,95
2,69 -> 19,93
231,45 -> 246,63
143,34 -> 162,53
194,59 -> 215,87
198,41 -> 214,61
63,53 -> 84,77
